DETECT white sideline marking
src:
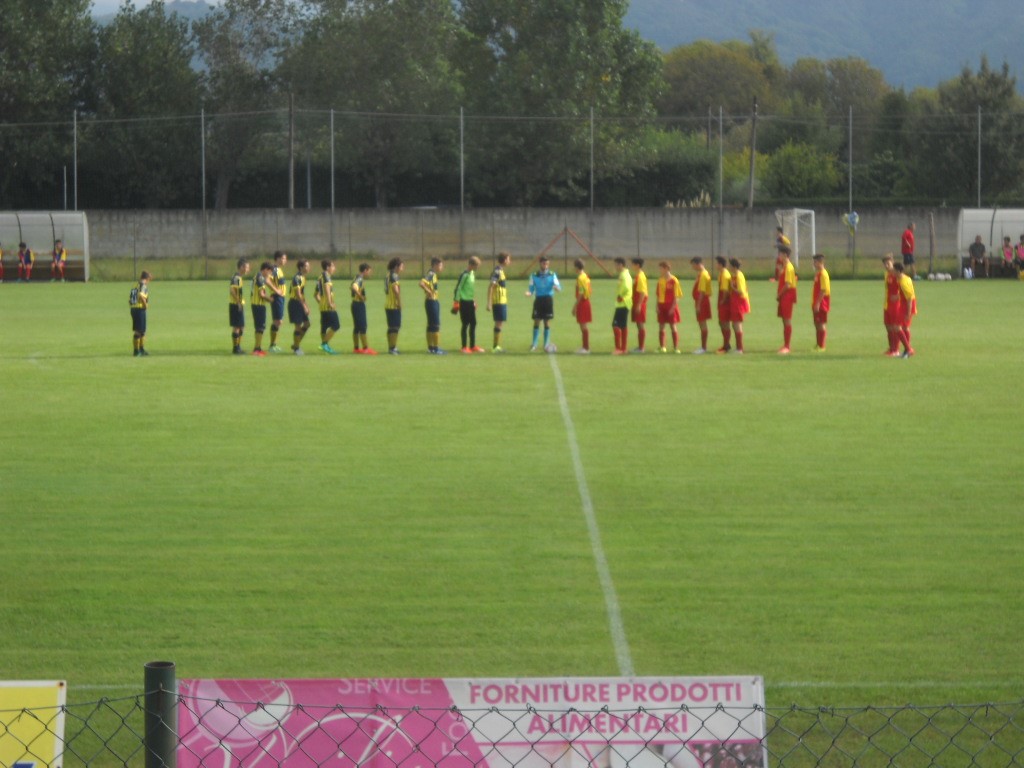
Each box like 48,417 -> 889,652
771,681 -> 1022,690
548,354 -> 634,676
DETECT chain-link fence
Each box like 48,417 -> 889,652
3,693 -> 1022,768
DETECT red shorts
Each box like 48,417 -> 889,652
813,309 -> 828,325
656,303 -> 680,324
717,301 -> 732,323
575,298 -> 592,324
729,294 -> 749,320
777,291 -> 796,320
631,295 -> 648,323
694,295 -> 712,322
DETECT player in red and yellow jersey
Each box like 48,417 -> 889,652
773,227 -> 790,282
714,256 -> 732,353
894,262 -> 917,358
811,254 -> 830,352
689,257 -> 712,354
655,261 -> 683,353
51,239 -> 67,282
728,257 -> 750,354
571,258 -> 592,354
882,254 -> 902,356
630,258 -> 648,352
776,245 -> 797,354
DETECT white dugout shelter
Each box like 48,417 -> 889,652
0,211 -> 90,281
957,208 -> 1024,255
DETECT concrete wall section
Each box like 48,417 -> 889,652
86,207 -> 964,264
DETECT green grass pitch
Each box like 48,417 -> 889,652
0,274 -> 1021,709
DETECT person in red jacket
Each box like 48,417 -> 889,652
900,222 -> 916,280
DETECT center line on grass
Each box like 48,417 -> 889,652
548,354 -> 634,676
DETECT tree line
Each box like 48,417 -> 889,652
3,0 -> 1022,211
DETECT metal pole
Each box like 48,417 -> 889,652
459,106 -> 465,258
746,97 -> 757,210
330,109 -> 336,260
63,166 -> 67,211
718,106 -> 724,257
288,93 -> 295,210
200,109 -> 207,279
848,105 -> 853,212
72,111 -> 78,211
306,148 -> 312,209
977,105 -> 982,208
144,661 -> 177,768
589,106 -> 595,213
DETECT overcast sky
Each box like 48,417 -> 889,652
90,0 -> 219,15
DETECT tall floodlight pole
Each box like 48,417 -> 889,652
590,107 -> 595,213
459,107 -> 465,257
200,108 -> 207,210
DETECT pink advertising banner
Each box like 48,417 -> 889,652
178,677 -> 766,768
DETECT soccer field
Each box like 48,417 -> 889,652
1,276 -> 1020,709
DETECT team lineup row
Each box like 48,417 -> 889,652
126,248 -> 917,358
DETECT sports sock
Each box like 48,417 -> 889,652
543,327 -> 550,347
271,328 -> 279,346
582,329 -> 589,350
672,330 -> 679,349
701,328 -> 708,349
735,330 -> 744,351
637,328 -> 646,350
532,327 -> 539,347
783,325 -> 792,348
658,329 -> 666,348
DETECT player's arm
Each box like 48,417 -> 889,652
524,274 -> 534,297
418,277 -> 430,296
553,274 -> 562,292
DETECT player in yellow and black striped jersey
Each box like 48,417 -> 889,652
384,257 -> 404,354
314,259 -> 340,355
250,261 -> 273,356
487,251 -> 511,351
348,263 -> 376,354
419,257 -> 446,354
267,250 -> 288,352
129,271 -> 152,356
229,258 -> 250,355
287,259 -> 311,355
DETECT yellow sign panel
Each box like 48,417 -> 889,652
0,682 -> 67,768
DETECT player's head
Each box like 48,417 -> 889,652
573,258 -> 585,272
322,259 -> 336,273
715,256 -> 727,268
237,257 -> 250,272
975,235 -> 983,243
260,261 -> 273,274
468,255 -> 481,269
497,251 -> 510,265
882,253 -> 894,270
18,242 -> 26,249
728,257 -> 742,270
358,262 -> 371,276
273,250 -> 288,265
776,226 -> 784,235
387,257 -> 403,273
430,257 -> 443,272
539,256 -> 550,271
631,257 -> 644,269
140,270 -> 151,282
894,262 -> 905,274
613,257 -> 627,271
658,260 -> 671,274
1004,236 -> 1011,244
55,239 -> 63,248
813,253 -> 825,269
779,245 -> 792,259
296,259 -> 310,274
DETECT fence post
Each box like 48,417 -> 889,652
144,661 -> 177,768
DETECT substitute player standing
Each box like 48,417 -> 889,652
655,261 -> 682,353
487,252 -> 510,352
571,258 -> 592,354
229,258 -> 250,355
689,257 -> 712,354
811,254 -> 830,352
776,245 -> 797,354
267,250 -> 288,352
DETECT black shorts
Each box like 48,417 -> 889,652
385,308 -> 402,332
612,307 -> 629,329
131,307 -> 147,334
350,302 -> 368,333
532,295 -> 554,321
424,299 -> 441,332
492,304 -> 508,322
288,299 -> 309,325
902,252 -> 915,266
459,300 -> 477,326
251,305 -> 267,333
271,295 -> 286,322
229,304 -> 245,328
320,310 -> 340,334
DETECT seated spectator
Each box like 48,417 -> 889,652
1001,236 -> 1014,273
968,235 -> 988,277
1014,235 -> 1024,278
